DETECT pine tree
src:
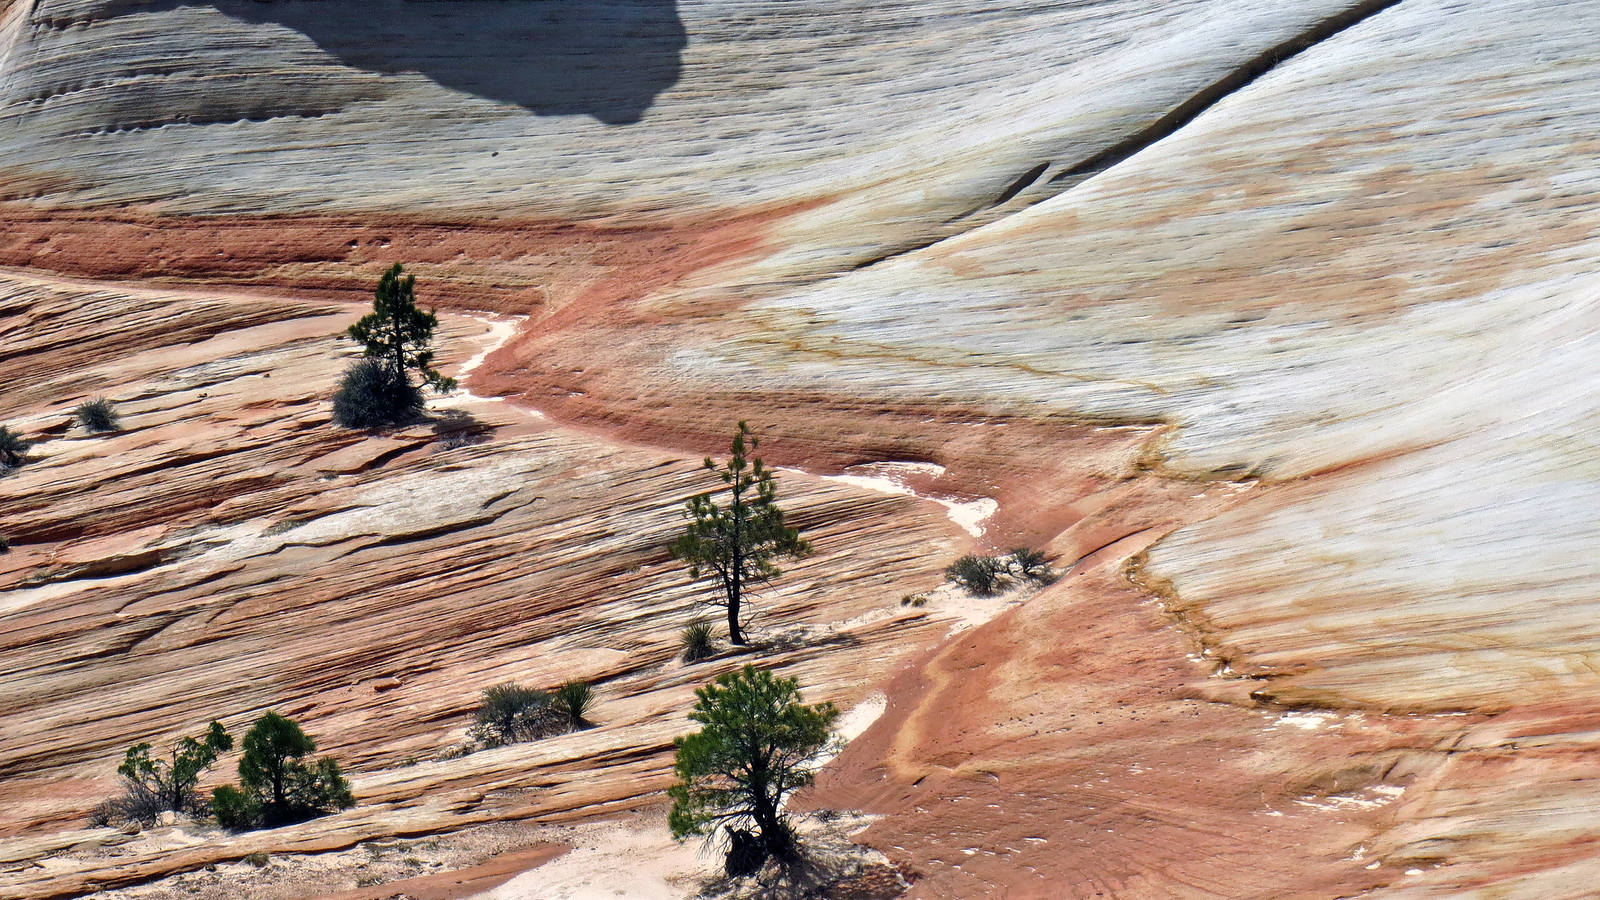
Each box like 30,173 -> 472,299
116,721 -> 232,816
670,422 -> 810,645
346,263 -> 456,393
668,665 -> 838,875
212,712 -> 353,830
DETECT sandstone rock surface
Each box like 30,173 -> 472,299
3,0 -> 1599,897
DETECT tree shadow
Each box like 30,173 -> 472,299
429,408 -> 494,450
134,0 -> 686,124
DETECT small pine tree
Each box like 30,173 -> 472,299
668,665 -> 838,875
212,712 -> 353,830
346,263 -> 456,393
669,423 -> 810,645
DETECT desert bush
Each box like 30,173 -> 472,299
331,358 -> 423,428
554,680 -> 596,730
243,851 -> 271,868
0,534 -> 9,554
1009,547 -> 1054,581
211,712 -> 354,830
75,398 -> 119,433
680,619 -> 718,663
114,721 -> 233,822
0,425 -> 28,470
944,555 -> 1006,595
210,785 -> 262,830
87,789 -> 166,828
470,683 -> 556,747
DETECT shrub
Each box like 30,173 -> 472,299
211,785 -> 263,830
87,791 -> 164,828
211,712 -> 354,830
243,851 -> 271,868
75,398 -> 119,433
470,683 -> 555,747
331,359 -> 423,428
554,680 -> 596,730
680,619 -> 717,663
0,534 -> 9,554
1009,547 -> 1054,581
114,721 -> 233,821
945,555 -> 1006,595
0,425 -> 28,470
668,665 -> 838,876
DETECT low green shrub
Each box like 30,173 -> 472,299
211,785 -> 263,830
945,555 -> 1006,596
75,398 -> 119,433
331,359 -> 423,429
0,425 -> 28,470
1009,547 -> 1054,581
470,683 -> 556,747
680,619 -> 717,663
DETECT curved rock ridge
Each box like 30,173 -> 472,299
1,1 -> 1380,279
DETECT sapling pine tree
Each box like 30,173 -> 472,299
211,712 -> 353,830
668,665 -> 838,876
336,263 -> 454,426
670,422 -> 810,645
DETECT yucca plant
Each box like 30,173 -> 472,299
680,619 -> 718,663
0,425 -> 28,469
554,680 -> 595,730
75,398 -> 119,433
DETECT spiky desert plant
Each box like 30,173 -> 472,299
680,619 -> 718,663
554,680 -> 596,730
75,398 -> 119,433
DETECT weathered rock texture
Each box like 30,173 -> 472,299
3,0 -> 1599,897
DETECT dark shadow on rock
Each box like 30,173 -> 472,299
430,408 -> 494,450
127,0 -> 686,124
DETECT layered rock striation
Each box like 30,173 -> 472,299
3,0 -> 1599,897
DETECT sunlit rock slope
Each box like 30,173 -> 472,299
3,0 -> 1599,897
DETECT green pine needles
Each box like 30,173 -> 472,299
669,422 -> 810,645
111,721 -> 233,823
335,263 -> 454,427
668,665 -> 838,876
211,712 -> 354,830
